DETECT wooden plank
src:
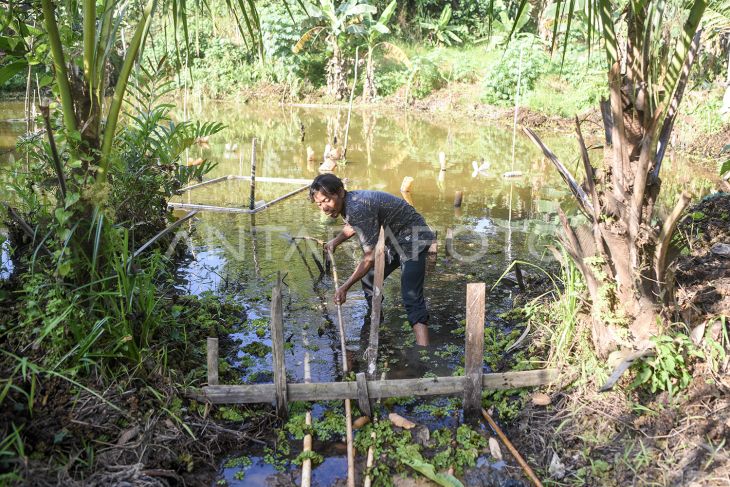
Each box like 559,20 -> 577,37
356,372 -> 372,417
207,337 -> 219,386
271,274 -> 288,419
366,228 -> 386,377
464,283 -> 486,420
199,369 -> 559,404
249,138 -> 257,210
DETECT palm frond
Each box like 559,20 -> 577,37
293,26 -> 325,53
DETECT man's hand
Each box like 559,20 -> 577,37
334,286 -> 348,305
324,239 -> 338,255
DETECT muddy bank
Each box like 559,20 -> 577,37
200,80 -> 728,163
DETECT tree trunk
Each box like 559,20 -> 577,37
326,43 -> 348,101
363,48 -> 376,102
524,30 -> 703,357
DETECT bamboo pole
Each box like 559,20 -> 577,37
301,331 -> 313,487
481,408 -> 542,487
168,184 -> 309,213
249,138 -> 257,210
326,248 -> 356,487
343,46 -> 359,161
363,363 -> 387,487
132,210 -> 198,259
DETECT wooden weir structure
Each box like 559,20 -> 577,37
197,278 -> 559,413
160,139 -> 557,485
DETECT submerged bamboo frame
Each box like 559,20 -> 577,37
168,184 -> 309,213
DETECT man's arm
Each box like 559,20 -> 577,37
325,224 -> 356,254
334,248 -> 374,304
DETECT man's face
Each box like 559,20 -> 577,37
312,190 -> 343,218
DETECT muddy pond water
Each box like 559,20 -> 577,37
0,99 -> 718,485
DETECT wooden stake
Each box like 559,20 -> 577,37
439,151 -> 446,171
326,249 -> 355,487
446,228 -> 454,257
249,138 -> 258,210
454,190 -> 463,208
356,372 -> 372,417
400,176 -> 414,193
464,283 -> 485,420
514,262 -> 526,292
207,337 -> 219,386
481,408 -> 543,487
366,228 -> 385,377
271,274 -> 288,419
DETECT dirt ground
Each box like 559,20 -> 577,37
508,193 -> 730,486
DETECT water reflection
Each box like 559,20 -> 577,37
167,102 -> 718,392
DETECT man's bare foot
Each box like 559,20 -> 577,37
413,323 -> 430,346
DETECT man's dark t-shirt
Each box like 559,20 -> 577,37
342,190 -> 435,261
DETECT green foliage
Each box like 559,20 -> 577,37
187,38 -> 257,97
419,5 -> 465,47
449,0 -> 503,40
721,145 -> 730,177
631,334 -> 703,395
407,55 -> 446,100
482,38 -> 549,105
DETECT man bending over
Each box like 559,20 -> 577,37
309,174 -> 434,346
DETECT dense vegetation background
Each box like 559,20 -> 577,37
1,0 -> 729,485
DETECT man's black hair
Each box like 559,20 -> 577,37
309,173 -> 344,201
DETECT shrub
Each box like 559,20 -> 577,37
407,55 -> 446,99
482,38 -> 549,105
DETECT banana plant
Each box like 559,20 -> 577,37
419,5 -> 465,47
293,0 -> 376,100
509,0 -> 716,357
347,0 -> 407,101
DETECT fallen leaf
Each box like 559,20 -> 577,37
353,416 -> 370,429
531,392 -> 551,406
116,426 -> 139,446
690,322 -> 706,346
489,437 -> 502,460
549,452 -> 566,479
400,455 -> 464,487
